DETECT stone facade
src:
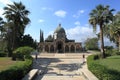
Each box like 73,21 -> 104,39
39,24 -> 82,53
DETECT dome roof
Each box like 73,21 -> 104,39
54,24 -> 65,33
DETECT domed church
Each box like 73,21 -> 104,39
39,24 -> 82,53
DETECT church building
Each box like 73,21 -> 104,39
39,24 -> 82,53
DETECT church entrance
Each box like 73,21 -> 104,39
57,41 -> 63,53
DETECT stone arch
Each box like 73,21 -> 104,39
39,45 -> 43,52
65,45 -> 69,53
76,45 -> 81,52
50,45 -> 54,53
70,45 -> 75,53
45,45 -> 49,52
56,40 -> 64,53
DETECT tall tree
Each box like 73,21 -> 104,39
85,38 -> 99,50
89,5 -> 115,58
107,12 -> 120,52
40,29 -> 44,42
41,30 -> 44,42
3,2 -> 30,51
21,34 -> 37,49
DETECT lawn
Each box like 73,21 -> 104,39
97,56 -> 120,72
87,55 -> 120,80
0,57 -> 16,71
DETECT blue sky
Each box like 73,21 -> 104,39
0,0 -> 119,46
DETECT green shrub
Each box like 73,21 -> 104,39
112,49 -> 120,55
0,50 -> 7,57
105,49 -> 120,56
105,49 -> 112,57
93,54 -> 100,60
104,46 -> 113,50
87,55 -> 120,80
13,46 -> 34,60
0,57 -> 33,80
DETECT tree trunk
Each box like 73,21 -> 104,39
118,36 -> 120,52
100,24 -> 105,58
7,33 -> 12,57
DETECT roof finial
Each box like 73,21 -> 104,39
59,23 -> 61,27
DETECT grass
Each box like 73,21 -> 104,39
97,55 -> 120,72
87,55 -> 120,80
0,57 -> 16,71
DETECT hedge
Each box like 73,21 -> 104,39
0,51 -> 7,57
0,58 -> 33,80
0,46 -> 34,80
87,55 -> 120,80
13,46 -> 34,60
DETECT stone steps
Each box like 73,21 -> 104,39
41,75 -> 85,80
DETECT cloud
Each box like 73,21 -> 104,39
46,24 -> 96,42
98,37 -> 116,48
103,37 -> 116,47
38,19 -> 44,23
54,10 -> 67,18
0,0 -> 13,5
74,21 -> 80,26
66,25 -> 96,42
73,10 -> 85,18
41,7 -> 53,11
46,24 -> 115,47
79,10 -> 84,13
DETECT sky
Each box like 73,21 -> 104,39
0,0 -> 120,46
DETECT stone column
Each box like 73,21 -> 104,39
69,46 -> 71,53
43,45 -> 45,52
75,45 -> 76,53
64,46 -> 65,53
48,45 -> 50,53
54,45 -> 56,53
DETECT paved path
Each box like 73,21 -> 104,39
31,53 -> 97,80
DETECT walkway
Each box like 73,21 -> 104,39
31,53 -> 98,80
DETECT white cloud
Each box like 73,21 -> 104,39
46,24 -> 96,43
41,7 -> 53,11
98,37 -> 116,48
54,10 -> 67,18
74,21 -> 80,26
0,0 -> 13,5
73,10 -> 85,18
66,25 -> 96,42
79,10 -> 84,13
46,24 -> 116,47
38,19 -> 44,23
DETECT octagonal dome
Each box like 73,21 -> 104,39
54,24 -> 65,34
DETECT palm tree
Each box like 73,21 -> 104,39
89,5 -> 115,58
3,2 -> 30,51
109,12 -> 120,52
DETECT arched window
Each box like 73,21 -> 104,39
65,45 -> 69,53
45,45 -> 49,52
70,45 -> 75,53
39,45 -> 43,52
50,45 -> 54,53
76,45 -> 81,52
